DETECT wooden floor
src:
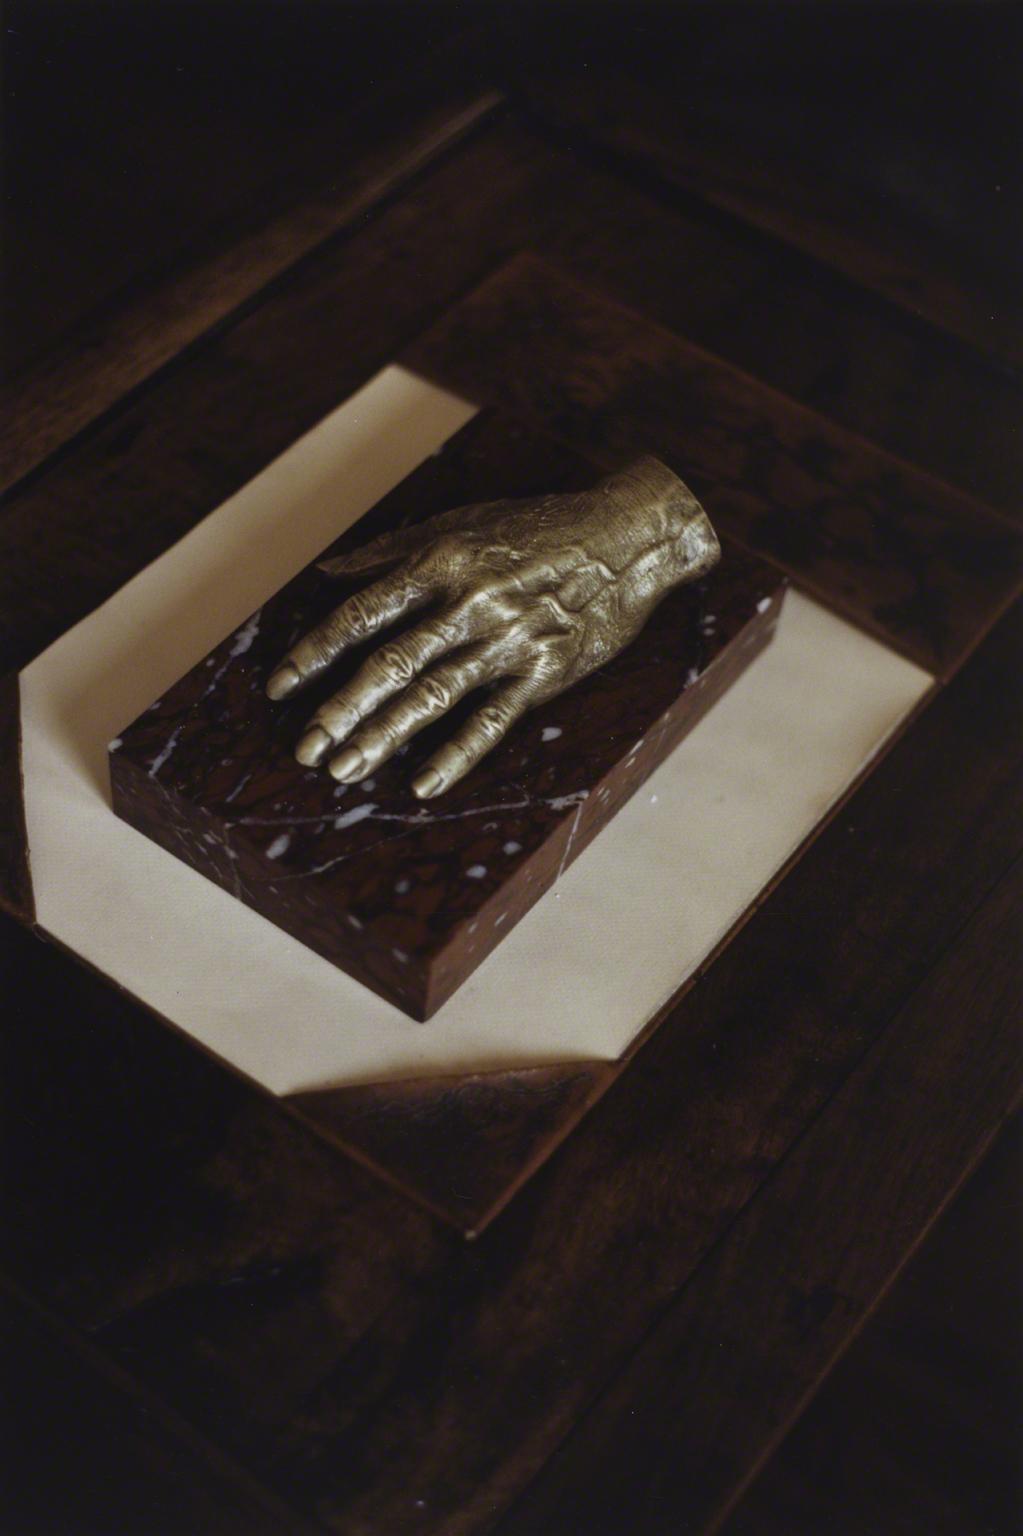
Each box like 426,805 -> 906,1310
725,1110 -> 1023,1536
2,5 -> 1020,1532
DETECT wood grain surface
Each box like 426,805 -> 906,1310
2,56 -> 1020,1534
516,63 -> 1023,369
0,1274 -> 320,1536
524,124 -> 1023,521
500,856 -> 1023,1535
0,126 -> 557,674
722,1110 -> 1023,1536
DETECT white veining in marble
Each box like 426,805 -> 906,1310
223,770 -> 253,804
333,803 -> 379,831
147,723 -> 185,778
228,610 -> 262,657
556,801 -> 585,882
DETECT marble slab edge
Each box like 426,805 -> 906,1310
0,670 -> 34,924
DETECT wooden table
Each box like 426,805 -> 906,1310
2,17 -> 1020,1532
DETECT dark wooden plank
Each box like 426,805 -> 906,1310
407,253 -> 1023,677
0,86 -> 502,500
501,858 -> 1023,1536
528,135 -> 1023,521
722,1111 -> 1023,1536
7,113 -> 1022,527
2,1 -> 479,377
0,127 -> 562,676
51,604 -> 1020,1532
0,672 -> 32,922
518,70 -> 1023,370
0,1274 -> 320,1536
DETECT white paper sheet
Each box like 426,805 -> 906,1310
20,366 -> 933,1093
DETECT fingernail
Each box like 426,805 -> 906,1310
266,663 -> 300,701
329,746 -> 366,782
295,726 -> 332,766
412,767 -> 443,799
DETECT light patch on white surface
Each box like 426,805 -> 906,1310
19,366 -> 932,1095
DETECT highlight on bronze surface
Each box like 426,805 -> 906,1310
266,456 -> 720,797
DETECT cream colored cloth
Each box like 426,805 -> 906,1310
19,366 -> 932,1093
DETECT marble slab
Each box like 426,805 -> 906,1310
108,412 -> 785,1018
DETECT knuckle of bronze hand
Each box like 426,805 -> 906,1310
498,619 -> 532,657
532,645 -> 569,683
376,643 -> 417,685
432,613 -> 463,646
474,702 -> 510,741
340,594 -> 372,635
459,582 -> 499,620
534,593 -> 579,636
417,674 -> 451,712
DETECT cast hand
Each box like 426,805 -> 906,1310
265,456 -> 719,798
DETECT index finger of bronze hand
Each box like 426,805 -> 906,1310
265,567 -> 430,702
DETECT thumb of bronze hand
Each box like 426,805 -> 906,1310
265,460 -> 718,798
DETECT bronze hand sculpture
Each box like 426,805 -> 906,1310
266,456 -> 720,798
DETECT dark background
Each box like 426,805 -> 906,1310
3,2 -> 1021,377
